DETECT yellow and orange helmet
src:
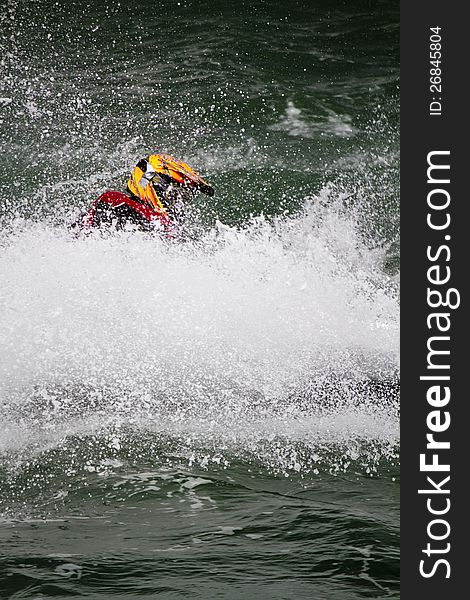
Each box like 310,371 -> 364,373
127,154 -> 214,216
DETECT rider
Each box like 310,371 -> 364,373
81,154 -> 214,232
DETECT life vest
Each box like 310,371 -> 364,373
82,191 -> 172,232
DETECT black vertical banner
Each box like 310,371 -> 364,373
401,2 -> 467,598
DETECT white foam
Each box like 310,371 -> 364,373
0,191 -> 399,462
270,101 -> 357,139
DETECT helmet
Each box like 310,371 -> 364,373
127,154 -> 214,218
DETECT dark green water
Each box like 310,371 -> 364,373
1,1 -> 399,598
